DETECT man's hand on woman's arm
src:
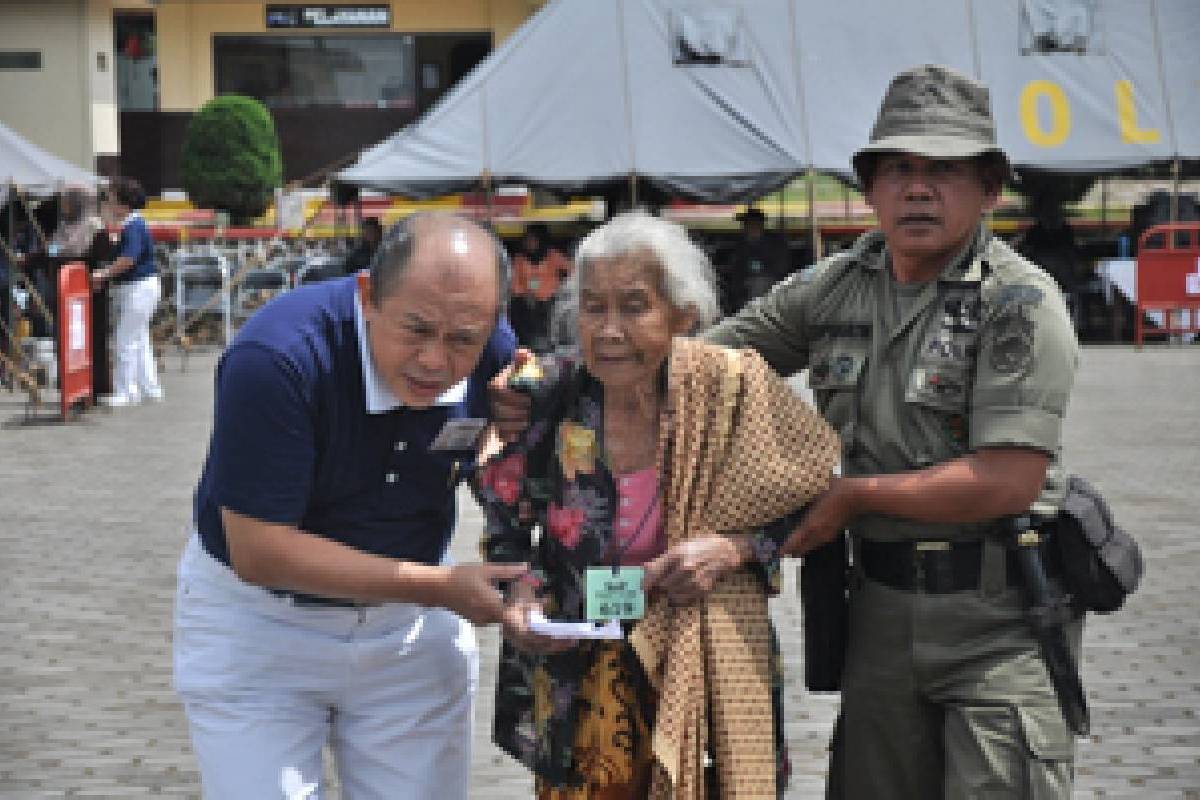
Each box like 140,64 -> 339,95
781,447 -> 1050,556
221,508 -> 528,625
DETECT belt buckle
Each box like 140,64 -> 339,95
913,540 -> 951,592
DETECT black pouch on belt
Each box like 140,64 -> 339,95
801,531 -> 849,692
1055,474 -> 1143,614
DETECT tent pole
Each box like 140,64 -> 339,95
482,172 -> 495,225
14,185 -> 50,252
1170,158 -> 1181,223
807,168 -> 822,261
629,174 -> 638,209
1100,176 -> 1107,233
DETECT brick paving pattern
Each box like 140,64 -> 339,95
0,345 -> 1196,798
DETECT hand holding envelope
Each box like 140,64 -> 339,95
527,608 -> 623,640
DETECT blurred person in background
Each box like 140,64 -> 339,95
509,222 -> 572,352
717,207 -> 791,315
344,215 -> 384,274
50,188 -> 114,397
91,177 -> 162,407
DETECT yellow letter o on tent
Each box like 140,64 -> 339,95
1020,80 -> 1071,148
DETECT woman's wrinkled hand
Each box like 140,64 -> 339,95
641,535 -> 749,605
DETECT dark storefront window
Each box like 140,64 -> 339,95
113,31 -> 491,193
0,51 -> 42,70
214,35 -> 416,109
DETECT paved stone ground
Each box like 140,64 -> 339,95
0,345 -> 1197,799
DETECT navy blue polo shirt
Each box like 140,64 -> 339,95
114,212 -> 157,282
193,275 -> 515,568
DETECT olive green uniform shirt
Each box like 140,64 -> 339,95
706,226 -> 1079,542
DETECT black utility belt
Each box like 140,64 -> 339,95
858,538 -> 1026,594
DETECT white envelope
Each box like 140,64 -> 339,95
527,609 -> 623,640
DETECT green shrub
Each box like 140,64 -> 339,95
180,95 -> 282,224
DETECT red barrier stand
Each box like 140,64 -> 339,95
1135,223 -> 1200,348
57,261 -> 93,420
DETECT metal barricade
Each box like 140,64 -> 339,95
174,253 -> 232,346
1135,223 -> 1200,347
296,255 -> 346,286
234,268 -> 289,323
270,256 -> 307,289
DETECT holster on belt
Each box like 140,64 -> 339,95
1008,515 -> 1090,737
800,531 -> 849,692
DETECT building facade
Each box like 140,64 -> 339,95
0,1 -> 544,192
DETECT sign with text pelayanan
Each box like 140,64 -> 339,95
266,5 -> 390,29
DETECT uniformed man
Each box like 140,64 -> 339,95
706,64 -> 1081,798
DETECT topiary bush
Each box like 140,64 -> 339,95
180,95 -> 282,224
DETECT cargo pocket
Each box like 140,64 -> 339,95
944,702 -> 1073,800
1015,703 -> 1075,799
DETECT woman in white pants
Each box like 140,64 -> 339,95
93,177 -> 161,406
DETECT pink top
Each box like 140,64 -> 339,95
612,467 -> 666,566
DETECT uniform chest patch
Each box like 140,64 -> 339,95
941,294 -> 981,333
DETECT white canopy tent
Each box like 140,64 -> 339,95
338,0 -> 1200,202
1,121 -> 102,204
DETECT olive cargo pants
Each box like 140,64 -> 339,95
826,552 -> 1082,799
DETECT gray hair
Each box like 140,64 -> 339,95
571,210 -> 719,328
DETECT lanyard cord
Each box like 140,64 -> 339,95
598,395 -> 667,572
607,475 -> 662,572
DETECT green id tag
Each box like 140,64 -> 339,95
585,567 -> 645,621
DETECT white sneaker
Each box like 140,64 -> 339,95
100,393 -> 140,408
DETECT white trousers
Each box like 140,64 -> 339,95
110,275 -> 161,400
173,535 -> 478,800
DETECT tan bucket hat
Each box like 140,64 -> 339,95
852,64 -> 1009,182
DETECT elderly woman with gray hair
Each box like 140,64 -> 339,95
474,211 -> 839,798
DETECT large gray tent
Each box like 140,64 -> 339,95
1,121 -> 101,203
338,0 -> 1200,202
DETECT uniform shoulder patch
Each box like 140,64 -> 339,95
990,304 -> 1036,375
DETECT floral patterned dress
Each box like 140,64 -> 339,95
472,356 -> 798,797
